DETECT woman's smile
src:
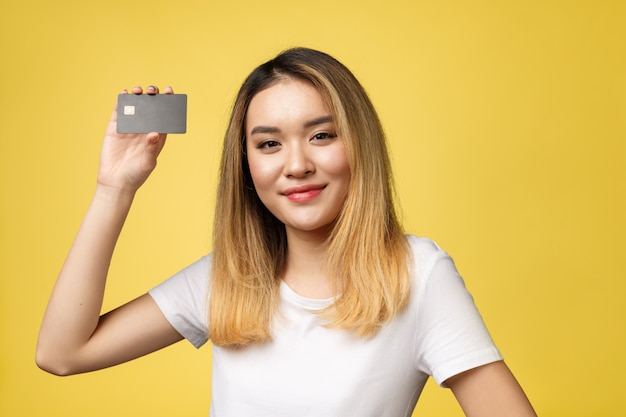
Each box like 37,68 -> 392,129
283,184 -> 326,202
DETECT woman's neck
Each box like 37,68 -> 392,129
282,227 -> 335,299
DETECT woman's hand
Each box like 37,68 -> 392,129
97,85 -> 172,194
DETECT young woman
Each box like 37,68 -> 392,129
37,47 -> 537,416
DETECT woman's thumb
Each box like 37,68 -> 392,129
143,132 -> 167,165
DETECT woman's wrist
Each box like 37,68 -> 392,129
93,182 -> 136,209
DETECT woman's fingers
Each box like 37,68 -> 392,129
127,85 -> 174,95
146,85 -> 175,95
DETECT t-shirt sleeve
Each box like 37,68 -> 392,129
148,255 -> 211,348
412,240 -> 503,386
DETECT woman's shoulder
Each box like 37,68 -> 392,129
149,254 -> 213,300
404,234 -> 454,283
404,234 -> 447,261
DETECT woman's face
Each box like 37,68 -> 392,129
245,78 -> 351,237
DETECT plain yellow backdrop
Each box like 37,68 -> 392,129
1,0 -> 624,416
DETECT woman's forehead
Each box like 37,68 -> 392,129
245,79 -> 333,130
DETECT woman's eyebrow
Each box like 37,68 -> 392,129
304,115 -> 333,128
249,115 -> 334,136
250,125 -> 280,135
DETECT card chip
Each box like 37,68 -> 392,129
123,105 -> 136,115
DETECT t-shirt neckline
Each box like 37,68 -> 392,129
279,280 -> 335,311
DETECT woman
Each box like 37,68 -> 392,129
37,47 -> 537,416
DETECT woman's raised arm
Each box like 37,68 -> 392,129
36,86 -> 182,376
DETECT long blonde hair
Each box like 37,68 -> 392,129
210,47 -> 411,347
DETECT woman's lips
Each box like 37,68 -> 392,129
283,184 -> 326,202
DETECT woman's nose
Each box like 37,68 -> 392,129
283,143 -> 314,178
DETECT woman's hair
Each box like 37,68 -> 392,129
210,47 -> 411,347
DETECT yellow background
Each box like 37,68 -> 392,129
1,1 -> 624,416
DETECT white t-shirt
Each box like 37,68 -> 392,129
149,235 -> 502,416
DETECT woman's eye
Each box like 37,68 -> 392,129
312,132 -> 337,141
257,140 -> 280,149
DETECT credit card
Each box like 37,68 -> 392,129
117,93 -> 187,134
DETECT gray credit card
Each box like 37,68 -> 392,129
117,94 -> 187,134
